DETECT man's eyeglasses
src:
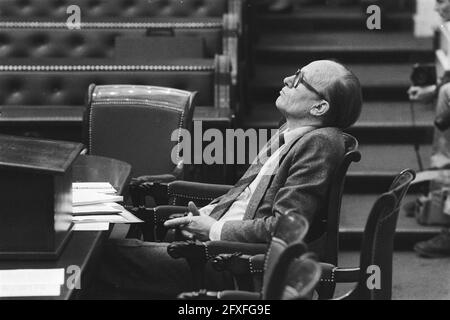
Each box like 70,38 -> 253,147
293,69 -> 328,102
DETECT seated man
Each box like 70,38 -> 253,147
96,60 -> 362,299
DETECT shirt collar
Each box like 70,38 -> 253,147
282,126 -> 317,145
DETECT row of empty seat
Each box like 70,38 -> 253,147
0,0 -> 234,19
0,0 -> 249,183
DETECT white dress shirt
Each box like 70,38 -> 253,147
200,126 -> 316,241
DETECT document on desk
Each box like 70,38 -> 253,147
116,205 -> 143,223
73,215 -> 128,223
73,222 -> 110,231
0,269 -> 64,298
72,204 -> 143,224
72,182 -> 117,194
72,190 -> 123,206
72,203 -> 122,215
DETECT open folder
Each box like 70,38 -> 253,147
72,182 -> 117,194
72,190 -> 123,206
72,203 -> 123,215
71,183 -> 142,230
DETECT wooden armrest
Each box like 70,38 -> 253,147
206,241 -> 268,257
153,206 -> 189,223
129,178 -> 173,207
178,290 -> 220,300
167,181 -> 233,203
167,240 -> 267,263
218,290 -> 260,300
167,240 -> 209,261
178,290 -> 260,301
212,253 -> 265,275
130,179 -> 233,207
320,263 -> 360,284
126,206 -> 188,224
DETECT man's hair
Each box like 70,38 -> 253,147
323,64 -> 362,129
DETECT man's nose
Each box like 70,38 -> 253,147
284,75 -> 295,88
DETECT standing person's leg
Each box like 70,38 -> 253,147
93,239 -> 233,299
414,83 -> 450,259
414,229 -> 450,258
431,83 -> 450,169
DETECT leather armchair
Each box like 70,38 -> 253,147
0,28 -> 146,60
204,169 -> 416,300
177,213 -> 322,300
0,56 -> 232,142
131,133 -> 360,296
131,180 -> 234,241
319,169 -> 416,300
0,0 -> 233,20
84,84 -> 197,214
0,15 -> 241,86
0,58 -> 226,108
179,254 -> 321,300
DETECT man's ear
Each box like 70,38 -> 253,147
309,101 -> 330,117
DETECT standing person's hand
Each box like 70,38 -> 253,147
408,85 -> 437,102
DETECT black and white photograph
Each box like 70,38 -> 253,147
0,0 -> 449,304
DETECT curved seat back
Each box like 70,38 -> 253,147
352,169 -> 416,300
86,85 -> 196,177
0,0 -> 229,20
0,63 -> 216,107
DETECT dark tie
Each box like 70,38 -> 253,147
209,131 -> 285,220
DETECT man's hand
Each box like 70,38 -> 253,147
408,85 -> 436,102
164,202 -> 217,241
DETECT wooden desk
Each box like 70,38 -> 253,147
0,155 -> 131,300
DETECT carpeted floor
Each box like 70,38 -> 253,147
335,251 -> 450,300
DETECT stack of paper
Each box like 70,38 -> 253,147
73,182 -> 118,194
72,190 -> 123,206
72,203 -> 122,215
0,269 -> 65,298
71,183 -> 142,231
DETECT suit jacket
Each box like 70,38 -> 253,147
219,126 -> 345,243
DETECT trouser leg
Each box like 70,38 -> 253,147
431,83 -> 450,169
93,239 -> 233,299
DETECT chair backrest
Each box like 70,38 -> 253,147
349,169 -> 416,300
324,133 -> 361,264
0,25 -> 226,61
281,254 -> 322,300
0,0 -> 229,20
114,36 -> 207,62
85,85 -> 196,177
0,65 -> 215,107
261,213 -> 309,300
309,133 -> 361,265
0,28 -> 146,60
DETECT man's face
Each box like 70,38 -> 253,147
276,61 -> 335,119
436,0 -> 450,21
